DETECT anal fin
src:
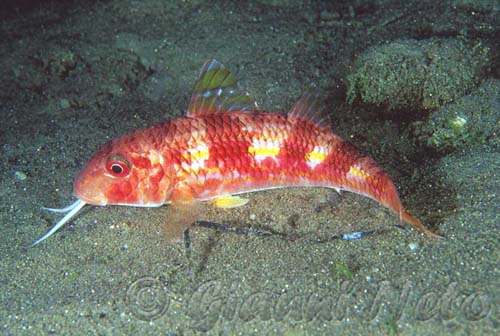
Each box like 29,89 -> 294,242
213,195 -> 249,209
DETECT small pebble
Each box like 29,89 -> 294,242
60,98 -> 71,109
249,214 -> 256,220
15,171 -> 27,181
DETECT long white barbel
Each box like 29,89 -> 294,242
31,200 -> 86,247
41,201 -> 83,213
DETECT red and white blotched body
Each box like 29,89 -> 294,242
32,60 -> 439,246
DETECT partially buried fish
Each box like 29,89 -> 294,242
32,59 -> 440,246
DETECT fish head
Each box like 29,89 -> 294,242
74,136 -> 172,207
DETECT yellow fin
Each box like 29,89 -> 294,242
213,195 -> 249,208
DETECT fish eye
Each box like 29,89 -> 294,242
105,154 -> 130,177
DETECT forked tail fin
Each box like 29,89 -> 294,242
356,161 -> 442,239
401,210 -> 442,238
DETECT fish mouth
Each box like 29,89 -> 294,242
73,174 -> 109,206
74,193 -> 107,206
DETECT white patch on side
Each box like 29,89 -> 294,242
305,145 -> 328,169
249,138 -> 281,163
147,150 -> 165,178
346,165 -> 370,182
183,135 -> 210,172
206,170 -> 223,180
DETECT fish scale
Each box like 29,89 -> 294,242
31,59 -> 440,247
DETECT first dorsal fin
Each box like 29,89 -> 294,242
288,85 -> 330,128
187,59 -> 258,117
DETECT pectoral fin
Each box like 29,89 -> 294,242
213,195 -> 249,208
165,190 -> 201,243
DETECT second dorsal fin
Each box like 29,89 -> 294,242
288,85 -> 330,128
187,59 -> 258,117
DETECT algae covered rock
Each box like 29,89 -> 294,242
412,79 -> 499,152
346,38 -> 490,111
